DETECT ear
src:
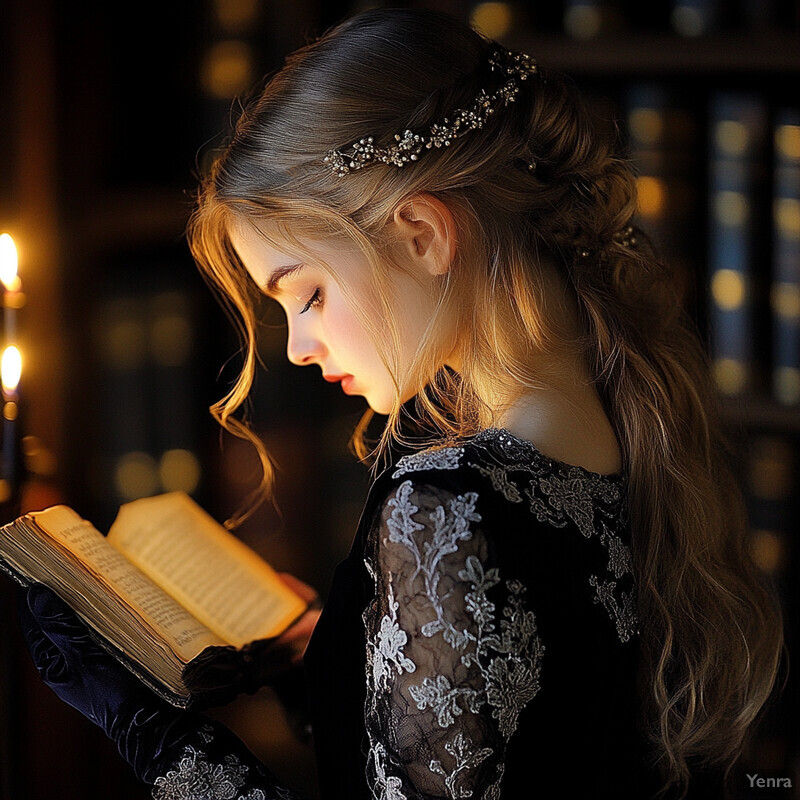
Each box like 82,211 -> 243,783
391,193 -> 457,277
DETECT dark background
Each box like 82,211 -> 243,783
0,1 -> 798,797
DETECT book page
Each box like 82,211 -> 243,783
31,506 -> 225,662
107,492 -> 306,648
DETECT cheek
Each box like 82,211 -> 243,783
321,300 -> 372,361
322,300 -> 355,343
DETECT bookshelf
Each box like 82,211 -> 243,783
504,30 -> 800,74
502,1 -> 800,794
721,393 -> 800,434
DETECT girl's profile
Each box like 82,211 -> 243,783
17,7 -> 786,800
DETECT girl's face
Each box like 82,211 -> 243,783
229,222 -> 448,414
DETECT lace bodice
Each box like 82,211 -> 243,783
149,428 -> 665,799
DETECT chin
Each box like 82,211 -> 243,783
364,391 -> 396,416
367,400 -> 393,415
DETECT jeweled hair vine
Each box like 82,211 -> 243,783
323,46 -> 538,177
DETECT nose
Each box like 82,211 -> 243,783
285,319 -> 325,367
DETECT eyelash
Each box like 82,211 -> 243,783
300,288 -> 323,314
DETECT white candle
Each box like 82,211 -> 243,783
0,233 -> 22,344
1,345 -> 21,400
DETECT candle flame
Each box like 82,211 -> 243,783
0,234 -> 19,290
1,346 -> 22,393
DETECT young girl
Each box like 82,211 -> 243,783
18,7 -> 785,800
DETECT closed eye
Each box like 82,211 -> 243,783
300,288 -> 323,314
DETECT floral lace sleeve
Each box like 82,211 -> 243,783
149,718 -> 306,800
363,479 -> 545,800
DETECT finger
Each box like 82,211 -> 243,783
17,589 -> 70,681
27,584 -> 97,652
271,609 -> 322,655
277,572 -> 320,605
28,583 -> 76,620
18,589 -> 57,659
272,608 -> 321,642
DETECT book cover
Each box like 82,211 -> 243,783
707,92 -> 770,397
625,82 -> 699,314
771,108 -> 800,406
739,433 -> 798,776
147,288 -> 203,496
93,292 -> 154,524
670,0 -> 721,36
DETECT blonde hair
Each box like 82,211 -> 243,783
188,8 -> 785,795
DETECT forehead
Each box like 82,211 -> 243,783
228,222 -> 298,276
228,219 -> 371,290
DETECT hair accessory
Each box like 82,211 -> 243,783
613,226 -> 637,248
578,225 -> 639,258
323,46 -> 537,177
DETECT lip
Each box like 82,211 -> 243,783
323,373 -> 356,393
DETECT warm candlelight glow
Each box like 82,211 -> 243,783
1,346 -> 22,393
0,234 -> 20,291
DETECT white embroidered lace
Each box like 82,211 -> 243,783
389,428 -> 639,645
363,479 -> 545,799
152,726 -> 300,800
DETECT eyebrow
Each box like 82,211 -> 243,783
263,263 -> 304,296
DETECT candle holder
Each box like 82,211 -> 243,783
0,418 -> 22,524
0,348 -> 23,524
0,236 -> 25,523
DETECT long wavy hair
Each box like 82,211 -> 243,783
188,8 -> 785,796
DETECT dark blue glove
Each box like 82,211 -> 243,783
18,583 -> 199,783
18,583 -> 143,730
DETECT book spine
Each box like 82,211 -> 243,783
746,434 -> 795,578
740,432 -> 798,772
626,83 -> 671,249
625,82 -> 698,311
563,0 -> 619,39
771,108 -> 800,406
707,92 -> 769,396
739,0 -> 780,31
94,293 -> 155,523
148,289 -> 202,497
670,0 -> 721,36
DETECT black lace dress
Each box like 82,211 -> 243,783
146,427 -> 716,799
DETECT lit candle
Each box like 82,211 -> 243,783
2,345 -> 21,400
0,233 -> 24,344
0,345 -> 21,508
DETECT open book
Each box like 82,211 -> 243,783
0,491 -> 308,708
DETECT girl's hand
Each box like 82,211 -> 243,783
271,572 -> 323,668
17,583 -> 224,785
17,583 -> 156,734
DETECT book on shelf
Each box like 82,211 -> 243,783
624,82 -> 699,311
148,287 -> 203,494
562,0 -> 620,39
771,107 -> 800,406
740,432 -> 797,768
707,91 -> 770,398
94,291 -> 153,518
745,433 -> 795,579
0,491 -> 308,709
93,253 -> 204,520
670,0 -> 724,37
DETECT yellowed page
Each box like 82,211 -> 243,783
31,506 -> 225,661
107,492 -> 306,648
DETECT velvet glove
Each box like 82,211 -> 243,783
18,583 -> 200,783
